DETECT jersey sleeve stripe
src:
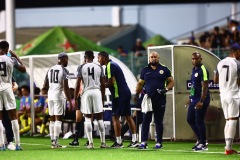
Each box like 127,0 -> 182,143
201,65 -> 208,81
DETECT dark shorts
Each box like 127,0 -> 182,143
112,95 -> 131,116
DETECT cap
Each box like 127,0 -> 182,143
58,52 -> 68,58
231,43 -> 240,50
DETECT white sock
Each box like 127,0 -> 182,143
54,121 -> 62,144
116,136 -> 122,144
85,117 -> 93,143
97,120 -> 105,143
49,121 -> 55,141
225,120 -> 237,150
11,119 -> 20,146
0,120 -> 4,147
132,134 -> 137,142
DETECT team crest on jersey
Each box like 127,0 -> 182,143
194,73 -> 198,77
159,70 -> 164,74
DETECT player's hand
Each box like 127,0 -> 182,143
195,101 -> 203,109
157,88 -> 167,95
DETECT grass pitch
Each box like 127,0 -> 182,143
1,137 -> 239,160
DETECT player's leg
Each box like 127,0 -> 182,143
69,96 -> 82,146
52,99 -> 65,148
223,98 -> 239,154
5,88 -> 22,150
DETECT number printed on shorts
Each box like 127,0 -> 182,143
0,62 -> 7,76
50,69 -> 59,83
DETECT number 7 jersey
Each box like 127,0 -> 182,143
217,57 -> 240,99
45,64 -> 69,100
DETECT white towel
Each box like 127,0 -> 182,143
141,94 -> 152,113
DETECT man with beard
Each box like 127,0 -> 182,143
136,51 -> 174,149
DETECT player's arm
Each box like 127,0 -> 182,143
213,69 -> 219,84
9,50 -> 26,72
43,72 -> 49,90
63,69 -> 73,110
12,77 -> 18,92
100,76 -> 105,105
166,76 -> 174,90
136,79 -> 145,95
106,76 -> 115,88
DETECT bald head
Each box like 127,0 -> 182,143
149,51 -> 160,66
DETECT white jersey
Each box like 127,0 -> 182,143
77,62 -> 104,92
217,57 -> 240,99
0,55 -> 19,91
45,64 -> 69,100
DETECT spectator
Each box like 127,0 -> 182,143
132,38 -> 146,57
211,26 -> 224,49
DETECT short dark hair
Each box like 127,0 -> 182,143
98,51 -> 109,59
0,41 -> 9,50
84,50 -> 94,58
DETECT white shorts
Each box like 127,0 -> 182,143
0,87 -> 16,111
81,89 -> 103,114
221,98 -> 240,119
48,99 -> 66,116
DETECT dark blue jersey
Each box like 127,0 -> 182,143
190,64 -> 210,99
106,60 -> 131,98
140,64 -> 172,97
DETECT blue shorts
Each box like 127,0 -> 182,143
112,95 -> 131,116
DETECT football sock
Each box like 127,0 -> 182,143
225,120 -> 237,150
85,117 -> 93,143
74,122 -> 81,141
0,120 -> 4,147
49,121 -> 55,140
116,136 -> 121,144
132,134 -> 137,142
97,120 -> 105,143
11,119 -> 20,146
54,121 -> 62,143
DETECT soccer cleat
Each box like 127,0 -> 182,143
87,143 -> 94,149
127,141 -> 139,148
69,140 -> 79,146
138,142 -> 148,149
193,144 -> 208,151
110,142 -> 124,148
192,141 -> 200,150
225,149 -> 240,155
51,144 -> 67,149
100,142 -> 109,148
15,145 -> 23,150
7,142 -> 16,150
153,143 -> 163,149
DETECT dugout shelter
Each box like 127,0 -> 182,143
147,45 -> 237,140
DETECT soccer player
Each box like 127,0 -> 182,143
98,51 -> 138,148
136,51 -> 174,149
214,43 -> 240,155
2,77 -> 18,150
0,40 -> 26,150
186,51 -> 210,151
74,51 -> 107,149
43,52 -> 73,148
